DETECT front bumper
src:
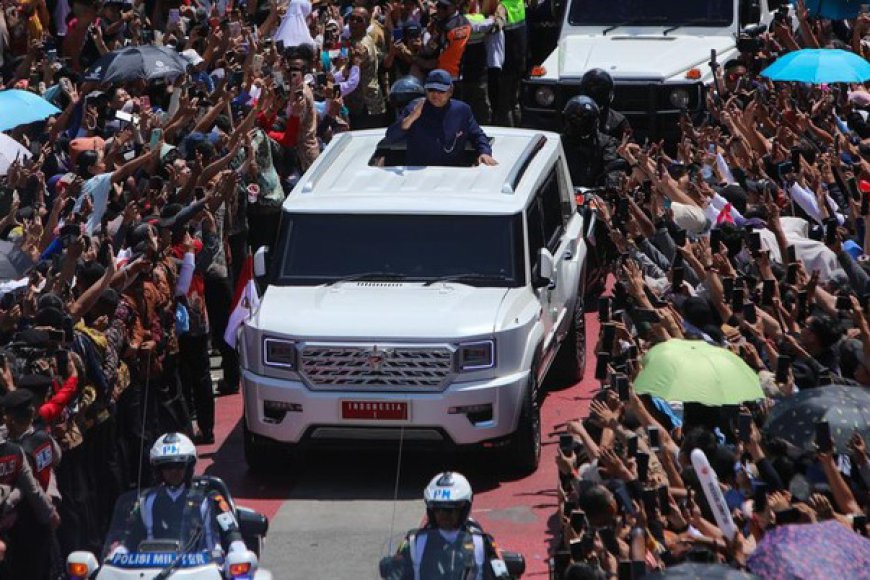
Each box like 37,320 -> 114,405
241,368 -> 529,447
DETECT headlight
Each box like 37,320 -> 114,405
669,88 -> 690,109
458,340 -> 495,371
263,338 -> 296,369
534,86 -> 556,107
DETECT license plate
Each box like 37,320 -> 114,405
341,401 -> 408,420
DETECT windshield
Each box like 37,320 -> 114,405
101,489 -> 221,566
271,213 -> 525,287
569,0 -> 733,27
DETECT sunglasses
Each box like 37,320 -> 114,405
727,72 -> 744,82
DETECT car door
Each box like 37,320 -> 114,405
538,164 -> 575,347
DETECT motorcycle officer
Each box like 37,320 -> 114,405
380,471 -> 511,580
560,95 -> 622,189
112,432 -> 247,558
578,68 -> 630,139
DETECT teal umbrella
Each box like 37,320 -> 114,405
634,339 -> 763,405
761,49 -> 870,84
0,89 -> 61,131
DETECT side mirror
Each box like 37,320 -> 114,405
253,246 -> 269,278
238,507 -> 269,538
502,551 -> 526,577
67,551 -> 99,579
534,248 -> 555,288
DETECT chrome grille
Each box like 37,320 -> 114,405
300,345 -> 454,389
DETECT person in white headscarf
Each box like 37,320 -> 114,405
275,0 -> 316,49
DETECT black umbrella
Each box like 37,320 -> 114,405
642,562 -> 759,579
0,240 -> 34,281
84,45 -> 188,84
764,385 -> 870,453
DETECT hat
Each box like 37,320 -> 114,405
34,306 -> 66,331
181,49 -> 205,67
2,389 -> 34,413
424,69 -> 453,92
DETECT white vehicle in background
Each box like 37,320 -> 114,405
238,127 -> 595,474
521,0 -> 782,139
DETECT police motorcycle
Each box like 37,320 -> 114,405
66,434 -> 270,580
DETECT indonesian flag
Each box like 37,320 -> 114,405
224,255 -> 260,349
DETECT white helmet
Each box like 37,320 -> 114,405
150,432 -> 197,469
424,472 -> 473,521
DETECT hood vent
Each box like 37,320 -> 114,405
355,282 -> 405,287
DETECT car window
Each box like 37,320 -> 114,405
526,194 -> 545,277
539,168 -> 565,252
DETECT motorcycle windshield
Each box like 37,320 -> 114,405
101,489 -> 223,566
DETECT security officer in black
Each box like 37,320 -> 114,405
1,388 -> 61,580
561,95 -> 621,188
579,68 -> 630,139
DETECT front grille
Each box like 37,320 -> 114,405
300,345 -> 454,390
556,82 -> 703,114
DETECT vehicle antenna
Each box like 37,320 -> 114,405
136,351 -> 152,498
386,424 -> 406,555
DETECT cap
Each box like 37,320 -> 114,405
424,69 -> 453,92
2,389 -> 34,413
16,374 -> 53,393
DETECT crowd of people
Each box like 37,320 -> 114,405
551,3 -> 870,578
1,0 -> 870,575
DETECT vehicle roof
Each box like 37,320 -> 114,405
282,127 -> 564,215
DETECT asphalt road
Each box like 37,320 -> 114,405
197,309 -> 600,579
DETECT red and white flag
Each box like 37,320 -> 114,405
224,255 -> 260,349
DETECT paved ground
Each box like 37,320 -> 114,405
196,310 -> 600,578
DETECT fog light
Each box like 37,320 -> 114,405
669,88 -> 690,109
263,400 -> 302,423
449,403 -> 493,425
534,86 -> 555,107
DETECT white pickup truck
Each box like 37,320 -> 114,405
237,128 -> 594,474
521,0 -> 782,138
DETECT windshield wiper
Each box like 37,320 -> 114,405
324,272 -> 411,286
603,16 -> 666,35
423,273 -> 512,287
664,17 -> 728,35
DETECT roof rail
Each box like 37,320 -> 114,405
301,133 -> 353,193
501,133 -> 547,194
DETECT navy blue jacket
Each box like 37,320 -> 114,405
382,98 -> 492,166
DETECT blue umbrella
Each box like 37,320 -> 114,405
0,89 -> 61,131
761,49 -> 870,84
804,0 -> 862,20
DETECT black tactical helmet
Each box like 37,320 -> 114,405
563,95 -> 600,137
389,75 -> 425,109
579,68 -> 615,108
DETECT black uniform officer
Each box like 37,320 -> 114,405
560,95 -> 622,188
579,69 -> 630,140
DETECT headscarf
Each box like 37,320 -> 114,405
275,0 -> 316,48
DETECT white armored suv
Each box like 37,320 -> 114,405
238,128 -> 593,474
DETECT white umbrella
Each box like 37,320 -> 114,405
0,133 -> 31,176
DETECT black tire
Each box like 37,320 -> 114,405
549,296 -> 587,387
506,367 -> 541,474
243,422 -> 282,473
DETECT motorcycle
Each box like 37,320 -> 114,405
66,476 -> 271,580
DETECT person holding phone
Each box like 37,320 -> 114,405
344,7 -> 388,130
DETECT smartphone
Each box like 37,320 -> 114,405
825,219 -> 838,246
568,539 -> 585,561
722,276 -> 735,300
642,487 -> 658,518
627,435 -> 639,458
562,498 -> 577,518
847,176 -> 861,202
762,279 -> 776,306
553,551 -> 571,575
617,561 -> 633,580
710,228 -> 722,253
797,290 -> 808,321
672,228 -> 687,248
600,527 -> 619,555
786,263 -> 799,286
815,421 -> 834,453
295,88 -> 304,100
748,231 -> 762,252
333,85 -> 342,99
46,48 -> 58,63
753,482 -> 769,512
863,192 -> 870,217
615,374 -> 630,402
657,485 -> 671,515
595,352 -> 611,381
775,354 -> 792,383
602,323 -> 616,350
275,39 -> 285,54
732,287 -> 745,311
149,128 -> 163,150
647,426 -> 661,452
598,296 -> 612,323
787,245 -> 797,263
559,433 -> 574,455
671,267 -> 685,291
636,452 -> 650,483
115,110 -> 134,124
854,514 -> 868,536
836,293 -> 852,311
193,186 -> 206,201
776,507 -> 802,524
738,413 -> 753,444
632,308 -> 662,324
228,20 -> 242,37
743,302 -> 758,324
570,510 -> 588,533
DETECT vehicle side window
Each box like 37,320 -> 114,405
556,160 -> 573,223
526,195 -> 545,277
539,168 -> 565,252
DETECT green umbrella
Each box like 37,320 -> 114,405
634,339 -> 763,405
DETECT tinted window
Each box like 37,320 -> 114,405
526,196 -> 545,276
272,213 -> 525,287
539,169 -> 565,251
569,0 -> 733,26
